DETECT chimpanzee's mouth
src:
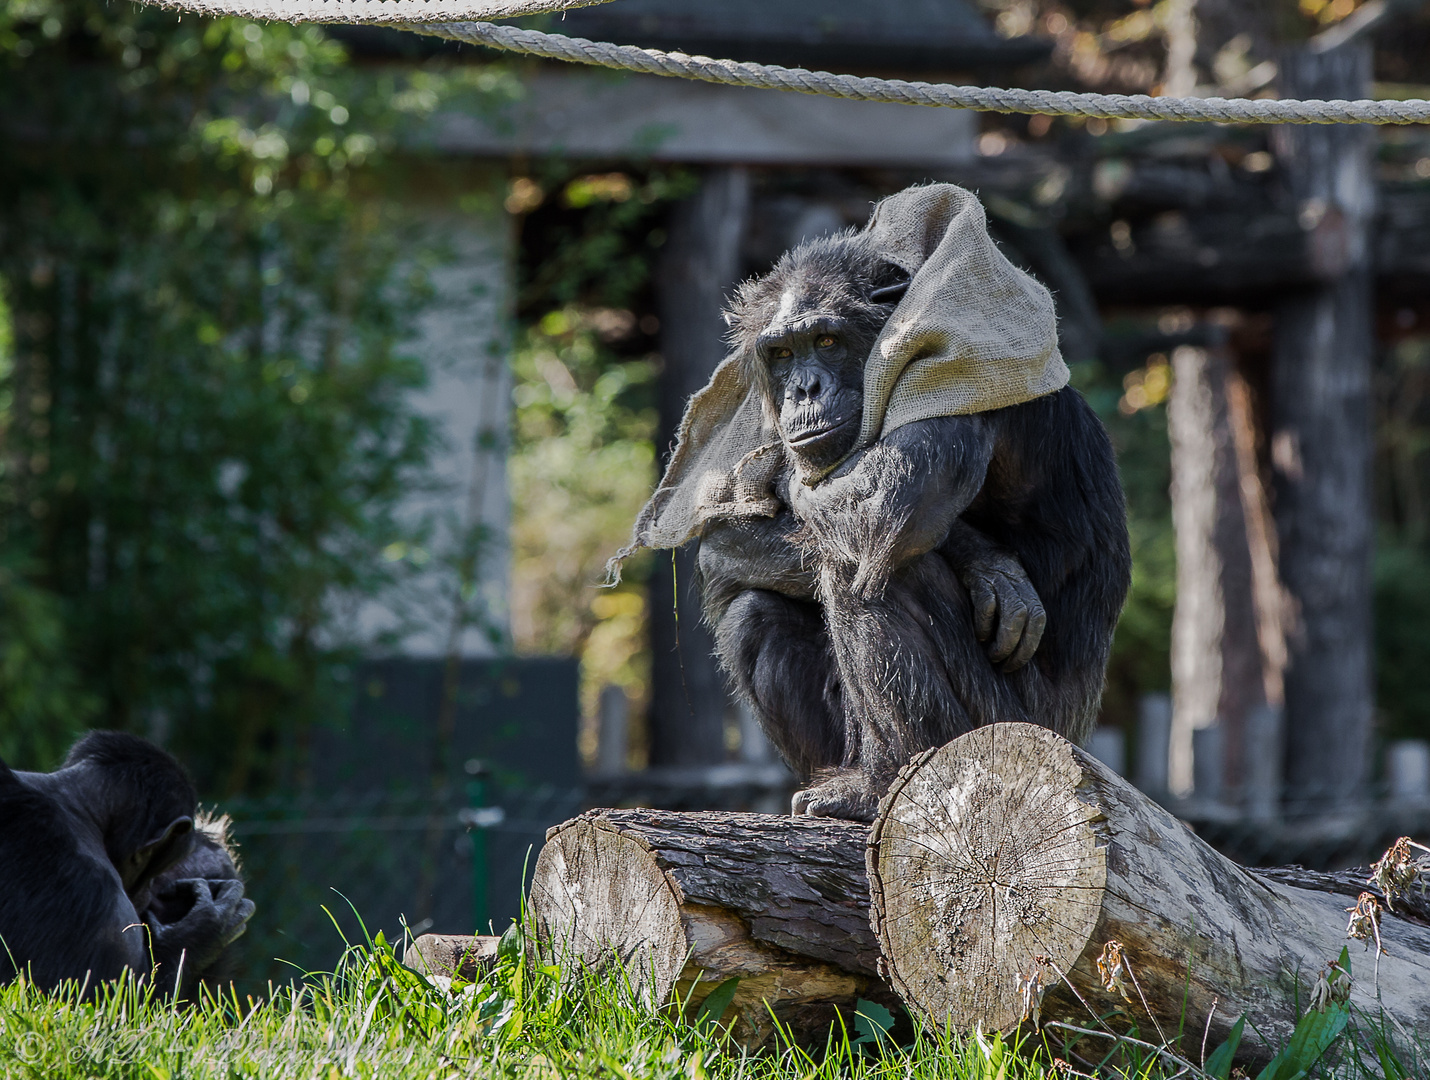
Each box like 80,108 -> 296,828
786,413 -> 856,448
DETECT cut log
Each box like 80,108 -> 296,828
868,722 -> 1430,1063
403,934 -> 500,982
529,808 -> 891,1047
1256,866 -> 1430,924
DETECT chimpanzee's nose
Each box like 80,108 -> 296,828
790,371 -> 822,405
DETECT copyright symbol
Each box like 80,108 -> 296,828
14,1031 -> 45,1063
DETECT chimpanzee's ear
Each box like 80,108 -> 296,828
869,281 -> 909,305
119,816 -> 194,893
869,262 -> 912,306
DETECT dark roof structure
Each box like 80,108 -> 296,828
338,0 -> 1049,72
533,0 -> 1051,72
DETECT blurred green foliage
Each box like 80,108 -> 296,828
506,167 -> 694,761
1373,543 -> 1430,742
0,0 -> 511,788
1374,332 -> 1430,742
1072,359 -> 1175,731
509,310 -> 658,724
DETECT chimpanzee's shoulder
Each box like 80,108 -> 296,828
0,777 -> 117,947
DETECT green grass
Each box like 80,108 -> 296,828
0,927 -> 1419,1079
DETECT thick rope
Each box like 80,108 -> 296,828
415,20 -> 1430,125
130,0 -> 1430,124
136,0 -> 608,26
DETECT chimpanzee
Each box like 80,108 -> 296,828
633,184 -> 1131,822
0,731 -> 253,994
133,814 -> 251,997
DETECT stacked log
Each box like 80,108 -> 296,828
506,724 -> 1430,1060
403,934 -> 500,981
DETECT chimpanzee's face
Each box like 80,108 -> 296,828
758,290 -> 867,472
730,232 -> 907,475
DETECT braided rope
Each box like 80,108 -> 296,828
136,0 -> 607,25
130,0 -> 1430,124
415,20 -> 1430,125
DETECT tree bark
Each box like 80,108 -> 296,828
648,166 -> 752,768
1270,43 -> 1376,815
529,808 -> 891,1047
868,723 -> 1430,1065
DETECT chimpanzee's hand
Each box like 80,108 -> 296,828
939,518 -> 1045,671
148,878 -> 255,979
205,879 -> 256,948
955,547 -> 1045,672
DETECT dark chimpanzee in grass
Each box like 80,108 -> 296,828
0,731 -> 253,995
677,185 -> 1132,821
133,814 -> 249,998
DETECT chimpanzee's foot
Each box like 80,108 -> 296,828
791,768 -> 882,822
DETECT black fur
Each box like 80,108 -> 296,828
0,732 -> 253,996
697,233 -> 1131,821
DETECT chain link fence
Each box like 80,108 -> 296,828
218,784 -> 581,994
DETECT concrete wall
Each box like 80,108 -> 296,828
350,173 -> 514,656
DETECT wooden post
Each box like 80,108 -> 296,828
1270,42 -> 1376,815
595,684 -> 630,776
868,723 -> 1430,1064
1133,692 -> 1171,800
1167,337 -> 1285,811
529,808 -> 893,1047
648,166 -> 751,767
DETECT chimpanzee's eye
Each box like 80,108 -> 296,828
816,335 -> 837,349
771,347 -> 794,360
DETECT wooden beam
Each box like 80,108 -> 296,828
423,69 -> 975,166
1072,209 -> 1319,304
1269,43 -> 1377,815
647,166 -> 750,768
1167,337 -> 1284,813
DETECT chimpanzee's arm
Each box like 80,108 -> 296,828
695,511 -> 817,623
789,415 -> 1044,669
789,414 -> 995,596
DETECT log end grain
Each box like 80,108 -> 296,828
868,722 -> 1108,1032
530,815 -> 687,1007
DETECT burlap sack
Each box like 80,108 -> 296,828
612,182 -> 1068,569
